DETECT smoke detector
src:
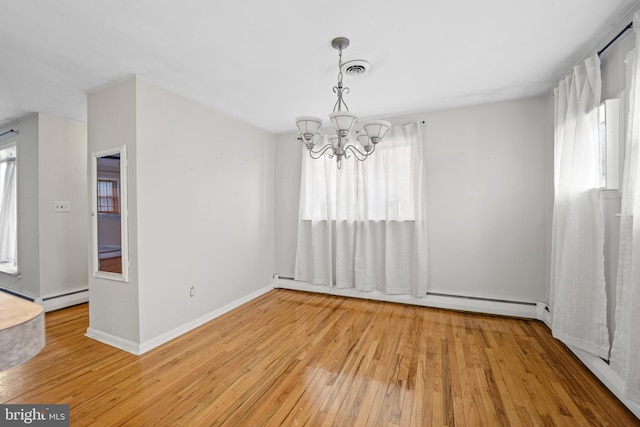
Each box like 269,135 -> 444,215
341,59 -> 371,76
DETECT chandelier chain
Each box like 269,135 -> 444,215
338,47 -> 343,86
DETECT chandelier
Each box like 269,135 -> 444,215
295,37 -> 391,169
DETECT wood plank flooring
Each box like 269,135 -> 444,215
0,289 -> 638,426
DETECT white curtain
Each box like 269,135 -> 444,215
0,145 -> 17,271
295,122 -> 428,296
294,141 -> 334,286
611,12 -> 640,403
550,54 -> 610,359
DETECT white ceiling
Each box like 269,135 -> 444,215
0,0 -> 639,134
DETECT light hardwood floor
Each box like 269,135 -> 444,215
1,289 -> 638,426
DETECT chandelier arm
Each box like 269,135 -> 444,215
295,38 -> 384,169
344,144 -> 374,161
307,144 -> 335,160
332,86 -> 351,112
333,88 -> 341,112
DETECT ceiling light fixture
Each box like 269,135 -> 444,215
295,37 -> 391,169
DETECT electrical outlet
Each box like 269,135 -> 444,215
53,201 -> 71,212
190,286 -> 195,297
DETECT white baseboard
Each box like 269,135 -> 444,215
536,302 -> 551,328
536,303 -> 640,419
41,290 -> 89,312
273,277 -> 538,319
1,288 -> 88,312
138,285 -> 272,354
86,285 -> 273,356
275,279 -> 331,294
568,346 -> 640,419
538,303 -> 640,418
85,327 -> 141,355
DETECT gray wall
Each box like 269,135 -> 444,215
135,77 -> 275,343
38,114 -> 88,298
0,113 -> 88,302
276,96 -> 551,303
88,76 -> 275,348
87,76 -> 140,343
0,115 -> 40,298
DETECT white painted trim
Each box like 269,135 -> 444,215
273,278 -> 538,319
91,145 -> 130,283
536,302 -> 551,328
1,288 -> 88,312
42,290 -> 89,312
537,305 -> 640,418
85,327 -> 141,355
275,279 -> 331,294
138,285 -> 272,354
91,284 -> 270,355
568,346 -> 640,419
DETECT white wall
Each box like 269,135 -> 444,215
0,113 -> 88,306
135,77 -> 275,343
275,96 -> 551,303
274,133 -> 302,279
38,114 -> 88,299
0,115 -> 39,298
88,76 -> 275,350
422,97 -> 550,302
87,77 -> 140,344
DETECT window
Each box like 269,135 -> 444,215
97,178 -> 120,214
295,122 -> 428,293
598,99 -> 621,190
300,130 -> 417,221
0,143 -> 17,274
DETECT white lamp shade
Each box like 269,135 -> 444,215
329,111 -> 358,134
363,120 -> 391,143
295,116 -> 323,140
357,133 -> 372,149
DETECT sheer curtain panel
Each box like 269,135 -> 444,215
611,12 -> 640,404
0,144 -> 17,273
295,122 -> 428,296
550,54 -> 610,358
294,140 -> 334,285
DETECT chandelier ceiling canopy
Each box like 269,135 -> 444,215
295,37 -> 391,169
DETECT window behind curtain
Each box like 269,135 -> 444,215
300,131 -> 416,221
0,143 -> 17,274
295,121 -> 427,294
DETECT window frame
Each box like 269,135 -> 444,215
598,99 -> 621,191
97,178 -> 120,215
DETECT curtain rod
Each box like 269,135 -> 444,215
598,22 -> 633,57
0,129 -> 18,138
